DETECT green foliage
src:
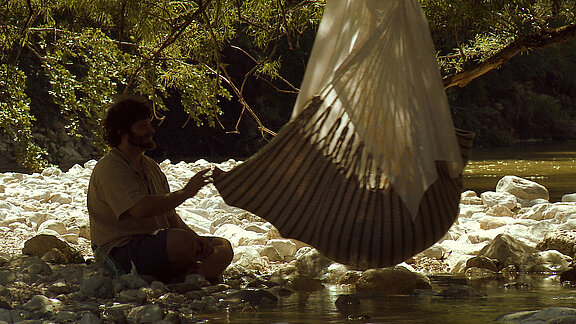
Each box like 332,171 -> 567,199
1,0 -> 324,170
0,65 -> 49,170
2,0 -> 576,170
421,0 -> 576,75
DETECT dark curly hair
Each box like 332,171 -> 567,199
103,96 -> 153,147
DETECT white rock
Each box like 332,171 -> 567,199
460,190 -> 483,205
496,175 -> 549,200
486,205 -> 514,217
517,203 -> 552,220
37,219 -> 67,235
458,205 -> 486,218
419,243 -> 447,259
562,194 -> 576,202
50,192 -> 73,204
42,167 -> 62,177
479,216 -> 512,230
521,250 -> 572,273
542,204 -> 576,222
267,239 -> 297,261
213,223 -> 266,247
232,246 -> 268,271
480,191 -> 518,209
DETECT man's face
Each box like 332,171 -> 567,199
127,118 -> 156,150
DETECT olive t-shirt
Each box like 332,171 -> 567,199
87,149 -> 174,254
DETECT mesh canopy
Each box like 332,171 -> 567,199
214,0 -> 474,268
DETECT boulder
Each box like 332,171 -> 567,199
355,267 -> 431,294
536,230 -> 576,257
22,234 -> 84,264
521,250 -> 572,273
478,234 -> 536,269
496,176 -> 549,201
465,256 -> 499,272
294,247 -> 332,278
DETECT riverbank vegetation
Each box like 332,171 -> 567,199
1,0 -> 576,170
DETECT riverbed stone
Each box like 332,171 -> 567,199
562,194 -> 576,202
22,234 -> 84,264
517,203 -> 552,220
480,191 -> 518,209
497,307 -> 576,322
80,273 -> 115,298
542,204 -> 576,222
295,247 -> 332,278
465,256 -> 499,272
496,176 -> 549,201
436,285 -> 487,298
126,304 -> 164,324
355,267 -> 431,294
478,234 -> 537,269
460,190 -> 484,205
536,230 -> 576,257
521,250 -> 572,273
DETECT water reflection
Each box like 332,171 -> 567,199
198,275 -> 576,323
463,141 -> 576,202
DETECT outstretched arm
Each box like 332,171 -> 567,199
124,169 -> 210,219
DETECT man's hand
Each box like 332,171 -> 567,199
182,169 -> 211,198
212,166 -> 228,182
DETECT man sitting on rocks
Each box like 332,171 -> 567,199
87,96 -> 233,284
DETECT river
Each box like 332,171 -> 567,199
463,141 -> 576,202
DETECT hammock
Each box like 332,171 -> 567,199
214,0 -> 474,268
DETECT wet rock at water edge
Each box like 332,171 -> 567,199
227,288 -> 278,305
478,234 -> 537,269
335,294 -> 361,310
465,255 -> 499,272
496,307 -> 576,323
355,266 -> 431,294
536,230 -> 576,257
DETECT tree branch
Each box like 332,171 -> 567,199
443,23 -> 576,89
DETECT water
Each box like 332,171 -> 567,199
199,275 -> 576,323
463,141 -> 576,202
196,141 -> 576,323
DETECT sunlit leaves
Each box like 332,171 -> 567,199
422,0 -> 576,77
0,65 -> 49,170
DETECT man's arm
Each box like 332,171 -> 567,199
124,169 -> 210,219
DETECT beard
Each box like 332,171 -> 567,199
128,131 -> 156,150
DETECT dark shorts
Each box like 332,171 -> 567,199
109,229 -> 172,283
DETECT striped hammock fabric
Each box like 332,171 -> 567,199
214,0 -> 474,268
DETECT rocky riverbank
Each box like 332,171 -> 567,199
2,159 -> 576,322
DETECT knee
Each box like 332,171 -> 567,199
166,229 -> 198,259
214,237 -> 234,264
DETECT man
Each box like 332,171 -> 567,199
87,96 -> 233,284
